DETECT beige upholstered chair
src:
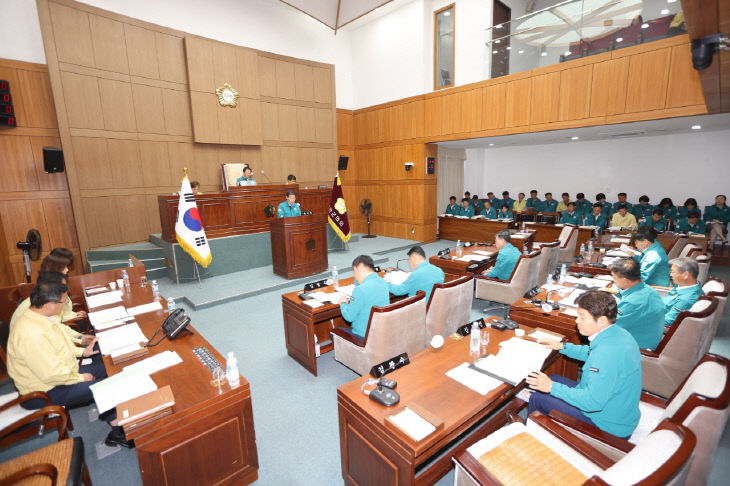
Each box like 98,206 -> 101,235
696,253 -> 711,284
475,250 -> 541,306
679,242 -> 702,259
331,292 -> 427,375
535,240 -> 560,286
703,277 -> 728,339
221,162 -> 245,189
666,235 -> 688,260
425,275 -> 473,342
641,296 -> 719,398
533,225 -> 578,263
452,413 -> 696,486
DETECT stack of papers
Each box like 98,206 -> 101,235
472,338 -> 552,386
385,270 -> 410,285
85,286 -> 109,295
606,249 -> 631,257
86,290 -> 123,309
96,323 -> 148,355
559,289 -> 586,307
126,301 -> 163,316
90,368 -> 157,413
88,306 -> 130,330
124,350 -> 183,375
387,408 -> 436,441
613,237 -> 632,244
563,276 -> 606,288
472,250 -> 494,256
529,330 -> 562,342
309,291 -> 345,304
456,254 -> 487,262
446,362 -> 502,395
302,299 -> 324,309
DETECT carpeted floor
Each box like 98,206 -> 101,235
2,236 -> 729,485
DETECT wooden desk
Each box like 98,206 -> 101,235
270,214 -> 328,278
437,217 -> 513,242
90,285 -> 258,485
158,185 -> 329,242
337,326 -> 562,485
429,245 -> 497,282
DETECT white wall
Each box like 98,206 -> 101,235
1,0 -> 47,64
463,129 -> 730,208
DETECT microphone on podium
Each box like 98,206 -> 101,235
260,170 -> 272,183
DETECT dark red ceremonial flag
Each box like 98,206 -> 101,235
327,174 -> 351,242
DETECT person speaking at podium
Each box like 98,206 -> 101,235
236,165 -> 257,186
278,190 -> 302,218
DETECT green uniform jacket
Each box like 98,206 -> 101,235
633,241 -> 670,286
703,204 -> 730,225
542,200 -> 559,213
445,203 -> 460,215
388,261 -> 445,303
486,243 -> 520,280
340,273 -> 390,338
236,176 -> 256,186
277,201 -> 301,218
481,207 -> 497,219
497,210 -> 514,219
633,204 -> 653,220
526,198 -> 543,211
661,206 -> 678,221
598,202 -> 612,217
574,199 -> 593,216
678,206 -> 702,219
616,282 -> 665,350
553,325 -> 641,438
611,201 -> 633,215
459,205 -> 475,217
473,201 -> 486,214
674,218 -> 706,234
488,197 -> 500,208
663,283 -> 704,326
584,213 -> 608,230
639,218 -> 666,232
560,212 -> 580,225
498,198 -> 515,210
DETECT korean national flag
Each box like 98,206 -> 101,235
175,176 -> 212,267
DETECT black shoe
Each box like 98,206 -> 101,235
105,426 -> 135,448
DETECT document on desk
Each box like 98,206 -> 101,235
124,350 -> 183,375
564,276 -> 606,288
472,338 -> 551,386
302,299 -> 324,309
473,250 -> 495,256
126,301 -> 163,316
613,238 -> 632,244
96,323 -> 148,355
90,368 -> 157,413
457,254 -> 488,262
385,270 -> 410,285
559,289 -> 586,308
387,407 -> 436,442
446,362 -> 502,395
606,249 -> 631,258
309,291 -> 344,304
86,290 -> 123,309
85,286 -> 109,295
88,306 -> 130,330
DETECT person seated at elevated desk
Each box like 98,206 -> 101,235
678,197 -> 701,220
497,204 -> 513,219
445,196 -> 459,215
512,192 -> 527,212
627,227 -> 671,286
471,195 -> 485,214
486,191 -> 498,208
584,203 -> 608,230
595,193 -> 611,217
556,192 -> 571,213
611,192 -> 633,215
500,191 -> 515,210
190,180 -> 202,195
526,291 -> 641,439
659,197 -> 678,222
387,246 -> 444,302
633,195 -> 653,220
459,198 -> 474,217
675,210 -> 705,234
480,230 -> 520,280
286,174 -> 297,184
277,190 -> 302,218
574,193 -> 592,218
39,252 -> 88,325
606,258 -> 665,350
542,192 -> 558,213
664,257 -> 704,326
639,208 -> 666,232
481,200 -> 497,219
236,166 -> 257,186
526,189 -> 542,211
559,202 -> 580,225
610,204 -> 638,230
338,255 -> 390,339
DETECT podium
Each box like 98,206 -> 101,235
270,214 -> 328,279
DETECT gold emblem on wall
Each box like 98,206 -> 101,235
216,83 -> 239,107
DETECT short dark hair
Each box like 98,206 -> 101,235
617,204 -> 627,210
684,198 -> 698,207
596,193 -> 606,200
37,271 -> 67,285
576,193 -> 585,199
40,254 -> 69,274
449,196 -> 456,201
660,197 -> 673,207
465,191 -> 471,196
567,202 -> 576,208
561,192 -> 569,197
496,229 -> 511,243
652,208 -> 664,216
352,255 -> 375,271
287,174 -> 297,181
518,192 -> 525,197
618,192 -> 627,197
244,166 -> 253,173
530,190 -> 537,195
576,291 -> 618,324
407,246 -> 426,259
545,192 -> 552,197
285,189 -> 296,197
593,203 -> 603,209
190,180 -> 200,188
639,195 -> 650,203
30,281 -> 68,308
50,248 -> 73,266
501,204 -> 510,210
462,197 -> 470,203
635,226 -> 658,242
688,210 -> 701,219
502,191 -> 509,196
472,195 -> 479,199
610,258 -> 641,281
487,192 -> 494,196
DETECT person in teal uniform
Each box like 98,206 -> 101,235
526,190 -> 542,211
639,208 -> 666,232
481,230 -> 521,280
459,198 -> 474,217
560,202 -> 580,225
595,193 -> 611,217
659,198 -> 678,222
542,192 -> 558,213
678,197 -> 701,220
500,191 -> 515,210
664,257 -> 705,326
486,192 -> 499,208
633,195 -> 653,220
630,227 -> 671,286
471,195 -> 485,214
277,190 -> 301,218
497,204 -> 513,219
236,166 -> 257,186
611,193 -> 632,215
526,291 -> 641,439
338,255 -> 390,338
584,203 -> 608,230
704,194 -> 729,249
574,193 -> 592,218
464,191 -> 471,202
387,246 -> 445,303
481,200 -> 497,219
609,259 -> 665,350
445,196 -> 459,215
675,210 -> 705,234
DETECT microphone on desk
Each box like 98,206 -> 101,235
260,170 -> 272,183
395,258 -> 409,271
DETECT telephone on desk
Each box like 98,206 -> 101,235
147,308 -> 192,346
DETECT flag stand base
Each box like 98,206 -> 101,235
362,235 -> 377,238
178,261 -> 203,287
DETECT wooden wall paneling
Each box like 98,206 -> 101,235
378,108 -> 390,144
155,32 -> 187,84
185,37 -> 214,92
48,2 -> 95,68
336,110 -> 354,147
139,140 -> 170,187
296,106 -> 316,142
70,137 -> 112,189
624,48 -> 671,113
124,24 -> 160,79
276,104 -> 298,141
60,71 -> 104,129
275,61 -> 296,99
390,104 -> 404,141
161,88 -> 193,136
42,198 -> 79,250
0,199 -> 50,258
236,49 -> 260,99
261,102 -> 279,140
114,195 -> 151,243
15,69 -> 59,129
212,43 -> 239,90
239,98 -> 263,145
98,78 -> 137,132
316,148 -> 335,181
132,83 -> 166,134
88,14 -> 129,74
261,145 -> 283,183
530,72 -> 560,125
81,196 -> 120,247
312,67 -> 332,104
146,194 -> 162,234
217,101 -> 244,145
441,94 -> 459,135
106,138 -> 141,187
29,136 -> 67,191
314,108 -> 333,144
0,135 -> 39,192
240,145 -> 262,169
558,65 -> 592,121
462,88 -> 482,133
666,44 -> 706,108
189,92 -> 219,143
294,64 -> 314,102
505,78 -> 531,127
194,144 -> 223,186
482,83 -> 506,130
589,57 -> 629,117
257,56 -> 277,98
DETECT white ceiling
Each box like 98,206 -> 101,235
438,113 -> 730,150
279,0 -> 396,31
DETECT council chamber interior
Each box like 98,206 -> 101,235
1,0 -> 729,485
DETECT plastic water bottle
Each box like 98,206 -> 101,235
523,246 -> 528,255
470,322 -> 480,357
332,266 -> 339,289
559,264 -> 567,283
167,297 -> 176,312
128,258 -> 134,267
579,243 -> 586,256
587,240 -> 594,258
314,334 -> 321,357
226,352 -> 240,386
456,239 -> 463,257
521,221 -> 526,231
121,269 -> 130,289
546,273 -> 554,286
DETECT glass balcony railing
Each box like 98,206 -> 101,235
485,0 -> 686,79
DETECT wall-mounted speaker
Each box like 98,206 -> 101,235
338,155 -> 349,171
0,79 -> 16,127
43,147 -> 65,173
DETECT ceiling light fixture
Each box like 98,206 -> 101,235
493,50 -> 498,54
641,23 -> 649,29
691,125 -> 702,130
518,50 -> 524,54
660,9 -> 669,14
570,136 -> 579,140
616,37 -> 623,43
540,45 -> 547,57
489,143 -> 495,146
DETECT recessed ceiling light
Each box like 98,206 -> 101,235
443,11 -> 450,16
641,23 -> 649,29
488,143 -> 495,147
541,52 -> 547,57
506,46 -> 511,50
667,0 -> 677,3
518,50 -> 524,54
660,8 -> 669,14
691,125 -> 702,130
493,50 -> 498,54
571,136 -> 579,140
616,37 -> 623,43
